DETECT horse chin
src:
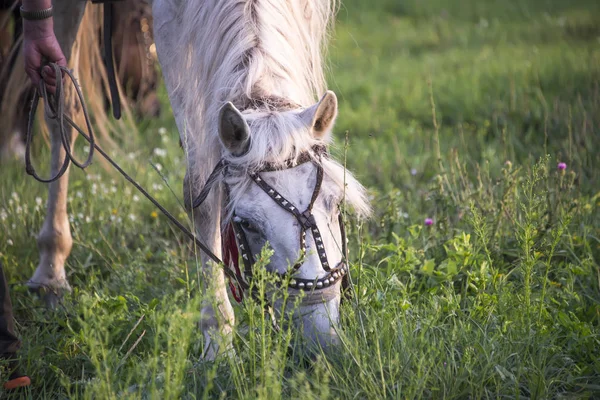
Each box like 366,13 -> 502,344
275,286 -> 341,353
298,296 -> 341,352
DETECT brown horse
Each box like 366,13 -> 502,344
0,0 -> 159,161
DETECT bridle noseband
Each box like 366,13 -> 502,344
194,145 -> 348,300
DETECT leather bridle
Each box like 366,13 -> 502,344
193,145 -> 349,299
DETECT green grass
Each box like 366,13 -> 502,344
1,0 -> 599,398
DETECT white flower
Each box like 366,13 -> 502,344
35,197 -> 43,206
155,163 -> 163,171
91,184 -> 98,195
133,195 -> 140,202
158,127 -> 167,135
410,168 -> 417,176
128,152 -> 136,160
77,213 -> 84,220
161,136 -> 169,143
11,192 -> 19,201
110,215 -> 116,222
8,199 -> 13,206
83,145 -> 90,154
0,209 -> 7,221
128,214 -> 136,221
152,183 -> 163,191
16,206 -> 22,214
7,239 -> 13,246
153,148 -> 167,157
111,186 -> 117,193
85,216 -> 92,223
76,191 -> 83,198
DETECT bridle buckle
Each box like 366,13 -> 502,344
297,210 -> 316,230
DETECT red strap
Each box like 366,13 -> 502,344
223,223 -> 243,302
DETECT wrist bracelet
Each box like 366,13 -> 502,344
20,6 -> 53,21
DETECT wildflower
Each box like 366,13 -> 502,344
425,218 -> 433,226
155,163 -> 163,172
410,168 -> 417,176
85,216 -> 92,223
153,148 -> 167,157
128,152 -> 136,160
129,214 -> 137,221
11,192 -> 19,201
77,213 -> 84,220
7,239 -> 13,246
504,160 -> 512,167
35,197 -> 43,206
83,145 -> 90,154
158,127 -> 167,135
557,162 -> 567,171
110,186 -> 117,193
112,208 -> 118,215
133,195 -> 140,202
76,191 -> 83,198
152,183 -> 163,191
0,209 -> 7,221
150,211 -> 158,219
16,206 -> 22,214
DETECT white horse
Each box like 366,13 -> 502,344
30,0 -> 370,359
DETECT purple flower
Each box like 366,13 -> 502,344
425,218 -> 433,226
410,168 -> 417,176
557,162 -> 567,171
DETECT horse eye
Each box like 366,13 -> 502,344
239,219 -> 259,233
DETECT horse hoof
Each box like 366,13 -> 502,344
27,284 -> 65,309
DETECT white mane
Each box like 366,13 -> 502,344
162,0 -> 369,220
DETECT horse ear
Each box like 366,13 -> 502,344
301,91 -> 338,139
219,102 -> 251,156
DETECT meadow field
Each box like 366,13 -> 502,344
1,0 -> 599,398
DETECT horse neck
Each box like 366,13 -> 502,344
173,0 -> 335,180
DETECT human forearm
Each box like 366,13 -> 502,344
21,0 -> 66,89
21,0 -> 54,40
21,0 -> 53,11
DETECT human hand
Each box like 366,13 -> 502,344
23,18 -> 66,93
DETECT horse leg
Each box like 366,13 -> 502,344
153,0 -> 235,360
186,182 -> 235,360
27,1 -> 87,307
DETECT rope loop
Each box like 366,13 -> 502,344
25,63 -> 96,182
